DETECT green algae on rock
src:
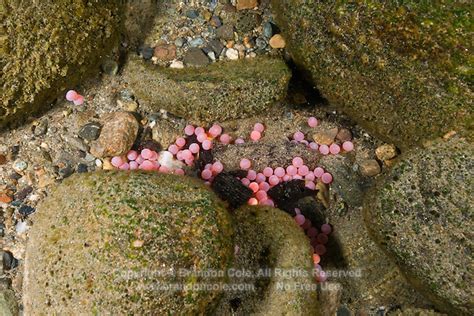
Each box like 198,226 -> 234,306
23,171 -> 234,314
363,138 -> 473,315
215,206 -> 319,315
123,55 -> 291,123
272,1 -> 473,149
1,0 -> 122,129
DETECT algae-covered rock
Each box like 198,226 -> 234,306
364,138 -> 473,315
24,171 -> 234,314
123,55 -> 291,123
215,206 -> 319,315
1,0 -> 122,129
272,1 -> 473,149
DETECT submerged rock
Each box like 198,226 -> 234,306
272,1 -> 473,149
215,206 -> 319,315
123,56 -> 291,123
364,138 -> 473,315
1,0 -> 122,129
24,171 -> 234,314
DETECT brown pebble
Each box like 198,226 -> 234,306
313,128 -> 338,145
336,128 -> 352,142
236,0 -> 258,10
0,193 -> 13,204
0,154 -> 6,165
359,159 -> 381,177
269,34 -> 286,48
102,158 -> 114,170
375,144 -> 398,161
90,112 -> 139,158
153,44 -> 177,61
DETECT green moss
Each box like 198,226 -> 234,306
24,171 -> 234,314
273,1 -> 473,149
1,0 -> 123,129
123,55 -> 291,123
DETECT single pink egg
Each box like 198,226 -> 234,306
184,125 -> 195,136
259,181 -> 270,191
194,127 -> 205,135
286,165 -> 297,176
209,124 -> 223,137
185,158 -> 194,166
309,142 -> 319,150
248,198 -> 258,205
302,219 -> 312,230
176,151 -> 184,161
249,182 -> 259,193
235,138 -> 245,144
168,145 -> 179,155
313,167 -> 324,178
181,149 -> 192,160
253,122 -> 265,132
305,181 -> 316,190
295,214 -> 306,226
201,169 -> 212,180
274,167 -> 285,178
202,139 -> 212,150
119,162 -> 130,170
314,244 -> 326,255
321,224 -> 332,235
174,168 -> 185,175
293,131 -> 305,142
149,151 -> 158,161
292,157 -> 304,168
159,166 -> 169,173
73,95 -> 84,106
256,190 -> 267,201
250,130 -> 261,141
241,178 -> 251,186
260,199 -> 274,207
300,140 -> 309,146
65,90 -> 78,101
307,227 -> 318,238
247,170 -> 257,181
268,175 -> 279,186
329,143 -> 341,155
319,145 -> 330,155
321,172 -> 333,184
308,116 -> 318,128
298,165 -> 309,176
140,160 -> 155,171
127,150 -> 138,161
135,155 -> 145,164
305,172 -> 315,181
176,137 -> 186,148
342,141 -> 354,152
129,161 -> 139,170
189,143 -> 200,154
282,175 -> 291,181
197,133 -> 207,143
220,134 -> 231,144
141,148 -> 153,160
204,163 -> 212,170
255,173 -> 266,183
111,156 -> 124,168
154,161 -> 161,169
240,158 -> 251,170
263,167 -> 273,177
211,161 -> 224,173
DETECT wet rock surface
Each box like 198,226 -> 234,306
364,138 -> 474,315
23,171 -> 233,314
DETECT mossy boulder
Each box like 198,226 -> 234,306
23,171 -> 234,314
272,1 -> 473,149
123,56 -> 291,123
1,0 -> 122,129
363,138 -> 473,315
215,206 -> 319,315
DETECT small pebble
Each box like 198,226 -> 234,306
269,34 -> 286,48
226,48 -> 239,60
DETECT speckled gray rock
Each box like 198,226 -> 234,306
123,55 -> 291,123
24,171 -> 234,315
215,206 -> 319,315
364,138 -> 474,315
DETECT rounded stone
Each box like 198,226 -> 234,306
364,138 -> 473,315
23,171 -> 234,314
